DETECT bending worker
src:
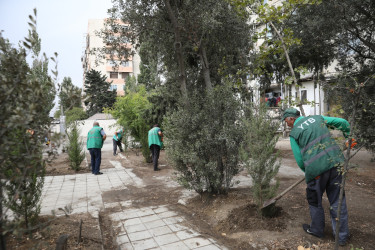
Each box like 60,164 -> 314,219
113,128 -> 124,156
282,108 -> 350,246
87,121 -> 106,175
148,124 -> 163,171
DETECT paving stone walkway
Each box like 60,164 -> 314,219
39,140 -> 227,250
110,205 -> 224,250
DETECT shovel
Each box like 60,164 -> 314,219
262,176 -> 305,209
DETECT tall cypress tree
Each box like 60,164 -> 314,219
84,69 -> 116,117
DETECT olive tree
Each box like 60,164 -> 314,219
0,10 -> 56,248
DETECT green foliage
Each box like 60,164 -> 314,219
288,0 -> 375,153
54,109 -> 61,118
124,75 -> 138,94
65,107 -> 88,126
104,0 -> 252,95
66,123 -> 85,171
241,104 -> 280,213
0,9 -> 54,239
164,85 -> 244,194
59,77 -> 82,112
84,69 -> 116,117
325,73 -> 375,153
3,129 -> 45,229
108,85 -> 151,162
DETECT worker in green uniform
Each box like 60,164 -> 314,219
113,128 -> 124,156
282,108 -> 350,246
148,124 -> 163,171
87,121 -> 106,175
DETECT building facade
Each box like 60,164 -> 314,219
248,0 -> 334,117
82,19 -> 140,96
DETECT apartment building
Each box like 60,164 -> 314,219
82,19 -> 140,96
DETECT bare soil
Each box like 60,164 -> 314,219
6,212 -> 117,250
45,149 -> 115,176
7,144 -> 375,250
179,149 -> 375,250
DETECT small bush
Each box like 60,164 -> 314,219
240,104 -> 281,214
66,123 -> 85,171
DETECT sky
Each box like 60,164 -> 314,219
0,0 -> 112,113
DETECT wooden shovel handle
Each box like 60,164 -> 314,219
274,176 -> 305,201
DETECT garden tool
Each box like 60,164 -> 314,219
262,176 -> 305,209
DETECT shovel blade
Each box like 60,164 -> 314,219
262,198 -> 276,209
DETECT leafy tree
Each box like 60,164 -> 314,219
0,10 -> 55,248
240,104 -> 281,215
107,85 -> 151,162
84,69 -> 116,117
58,77 -> 82,113
288,0 -> 375,154
65,107 -> 88,126
137,41 -> 162,91
100,0 -> 253,195
103,0 -> 252,97
164,85 -> 244,194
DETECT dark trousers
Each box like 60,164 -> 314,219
113,139 -> 123,154
150,144 -> 160,170
306,167 -> 349,243
89,148 -> 101,174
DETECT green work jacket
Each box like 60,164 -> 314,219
289,115 -> 350,183
148,127 -> 162,148
113,129 -> 124,141
87,126 -> 104,149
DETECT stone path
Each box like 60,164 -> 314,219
39,140 -> 227,250
110,205 -> 224,250
37,138 -> 300,249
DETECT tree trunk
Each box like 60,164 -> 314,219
199,45 -> 212,91
269,21 -> 305,116
334,82 -> 362,250
163,0 -> 188,99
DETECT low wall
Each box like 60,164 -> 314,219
78,119 -> 119,137
50,119 -> 120,137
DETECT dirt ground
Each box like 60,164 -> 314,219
6,212 -> 116,250
7,143 -> 375,250
178,148 -> 375,250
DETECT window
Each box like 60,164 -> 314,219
110,85 -> 117,91
301,90 -> 307,103
121,72 -> 130,79
107,60 -> 116,67
110,72 -> 118,79
121,61 -> 130,67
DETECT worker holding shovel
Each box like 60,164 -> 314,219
282,108 -> 351,246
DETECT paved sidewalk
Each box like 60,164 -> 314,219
40,160 -> 144,217
110,205 -> 225,250
39,139 -> 228,249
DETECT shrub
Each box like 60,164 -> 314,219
3,129 -> 45,229
240,104 -> 281,214
66,123 -> 85,171
164,85 -> 244,194
0,10 -> 55,243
